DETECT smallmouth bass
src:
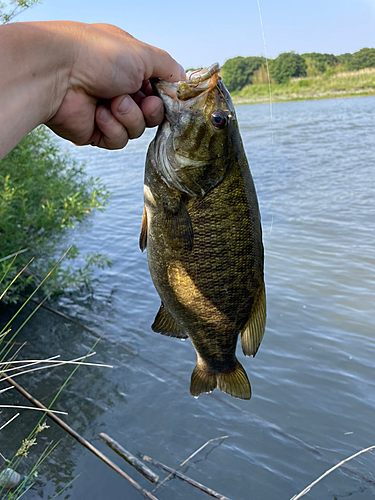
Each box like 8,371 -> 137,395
140,63 -> 266,400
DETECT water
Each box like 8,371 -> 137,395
1,96 -> 375,500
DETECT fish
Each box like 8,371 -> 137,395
140,63 -> 266,400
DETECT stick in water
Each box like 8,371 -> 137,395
140,454 -> 231,500
99,433 -> 159,483
291,444 -> 375,500
153,434 -> 229,491
5,376 -> 160,500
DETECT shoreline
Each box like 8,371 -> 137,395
232,89 -> 375,106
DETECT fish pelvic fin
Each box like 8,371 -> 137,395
152,303 -> 188,339
190,359 -> 251,400
139,206 -> 148,252
241,282 -> 266,357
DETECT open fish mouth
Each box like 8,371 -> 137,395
152,63 -> 220,103
185,63 -> 220,84
177,63 -> 220,100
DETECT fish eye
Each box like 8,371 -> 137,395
210,110 -> 227,129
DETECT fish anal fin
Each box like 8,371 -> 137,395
241,283 -> 266,357
190,359 -> 251,401
152,304 -> 188,339
164,197 -> 194,252
139,206 -> 148,252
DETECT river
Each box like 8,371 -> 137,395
1,95 -> 375,500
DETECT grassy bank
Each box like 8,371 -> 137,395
231,67 -> 375,105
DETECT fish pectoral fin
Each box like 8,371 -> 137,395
139,206 -> 148,252
241,283 -> 266,357
164,197 -> 194,252
190,360 -> 251,400
152,303 -> 188,339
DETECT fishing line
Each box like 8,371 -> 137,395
256,0 -> 275,234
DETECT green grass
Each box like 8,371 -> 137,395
231,67 -> 375,105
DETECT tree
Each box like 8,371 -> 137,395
221,56 -> 265,92
269,52 -> 307,84
302,52 -> 338,74
348,48 -> 375,70
337,52 -> 354,69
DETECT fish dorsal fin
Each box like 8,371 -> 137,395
152,303 -> 188,339
164,197 -> 194,252
241,283 -> 266,357
139,206 -> 147,252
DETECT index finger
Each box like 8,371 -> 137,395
143,45 -> 186,83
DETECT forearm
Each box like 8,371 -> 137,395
0,22 -> 74,160
0,21 -> 184,158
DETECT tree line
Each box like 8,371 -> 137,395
221,48 -> 375,92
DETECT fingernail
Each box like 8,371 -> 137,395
150,103 -> 163,119
100,107 -> 111,122
118,95 -> 132,114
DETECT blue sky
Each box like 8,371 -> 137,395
16,0 -> 375,69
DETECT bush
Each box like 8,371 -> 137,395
269,52 -> 307,84
0,126 -> 111,303
221,56 -> 265,92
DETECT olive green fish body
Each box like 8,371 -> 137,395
140,65 -> 266,400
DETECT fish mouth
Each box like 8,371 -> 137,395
151,63 -> 220,104
185,63 -> 220,84
178,63 -> 220,100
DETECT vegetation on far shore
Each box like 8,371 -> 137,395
231,67 -> 375,105
220,48 -> 375,105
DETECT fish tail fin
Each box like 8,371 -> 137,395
217,361 -> 251,400
190,359 -> 251,400
190,365 -> 217,398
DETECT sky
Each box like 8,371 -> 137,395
13,0 -> 375,69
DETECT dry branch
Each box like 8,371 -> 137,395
0,405 -> 67,414
291,444 -> 375,499
99,433 -> 159,483
140,454 -> 231,500
0,353 -> 104,384
0,412 -> 19,431
153,435 -> 229,491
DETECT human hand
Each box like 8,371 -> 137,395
44,22 -> 185,149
